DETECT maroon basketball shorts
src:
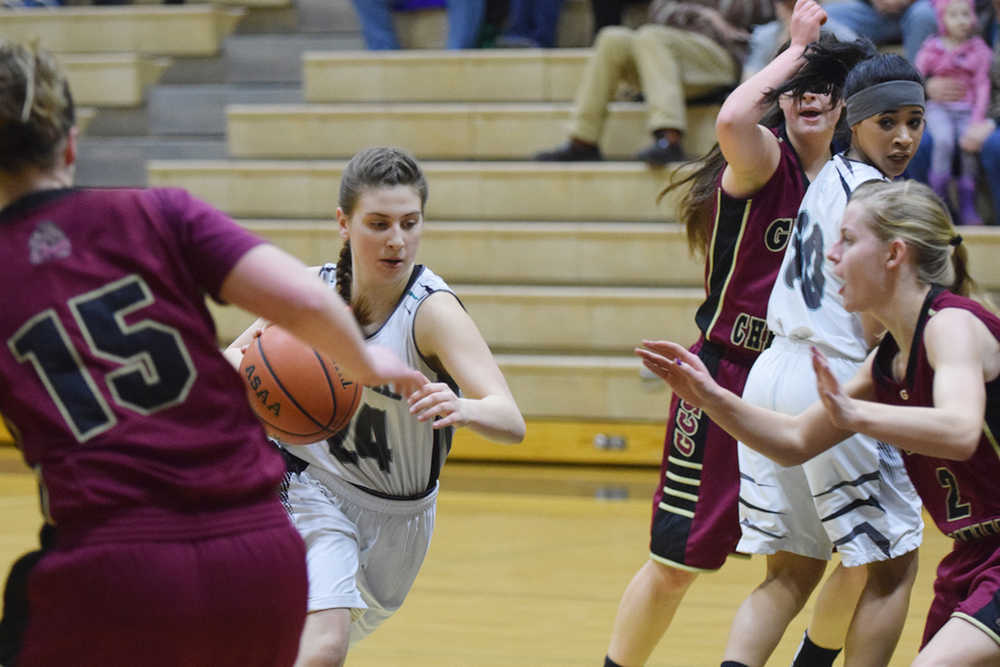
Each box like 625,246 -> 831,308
922,534 -> 1000,648
19,516 -> 308,667
650,339 -> 752,571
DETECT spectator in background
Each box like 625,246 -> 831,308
821,0 -> 938,62
351,0 -> 484,50
589,0 -> 649,37
496,0 -> 565,47
533,0 -> 775,166
915,0 -> 992,224
909,0 -> 1000,224
743,0 -> 796,79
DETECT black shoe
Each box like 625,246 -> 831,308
635,138 -> 686,166
533,140 -> 603,162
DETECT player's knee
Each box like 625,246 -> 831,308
761,555 -> 824,603
646,559 -> 697,594
864,551 -> 918,596
297,613 -> 350,667
297,636 -> 349,667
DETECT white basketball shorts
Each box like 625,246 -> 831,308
736,336 -> 923,566
282,465 -> 437,644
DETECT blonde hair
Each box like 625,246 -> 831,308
0,39 -> 75,172
848,180 -> 989,306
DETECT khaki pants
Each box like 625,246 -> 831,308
569,24 -> 738,144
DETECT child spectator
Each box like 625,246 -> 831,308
916,0 -> 993,224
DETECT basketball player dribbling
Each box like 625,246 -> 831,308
0,40 -> 423,667
226,147 -> 526,667
638,178 -> 1000,667
603,3 -> 872,666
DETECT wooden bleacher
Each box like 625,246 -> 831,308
0,5 -> 243,56
62,54 -> 171,108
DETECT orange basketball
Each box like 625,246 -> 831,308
239,326 -> 362,445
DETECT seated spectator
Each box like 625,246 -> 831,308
496,0 -> 565,48
351,0 -> 485,50
821,0 -> 938,62
910,0 -> 1000,224
743,0 -> 795,79
589,0 -> 649,38
915,0 -> 991,224
533,0 -> 775,166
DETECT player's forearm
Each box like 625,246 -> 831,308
844,399 -> 981,461
461,396 -> 526,444
700,387 -> 819,466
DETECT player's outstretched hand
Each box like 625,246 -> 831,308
635,340 -> 720,409
361,344 -> 428,397
811,346 -> 856,429
789,0 -> 827,48
407,382 -> 467,429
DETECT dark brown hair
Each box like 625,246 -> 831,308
335,147 -> 428,321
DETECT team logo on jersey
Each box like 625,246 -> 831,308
672,400 -> 703,457
28,221 -> 71,265
764,218 -> 794,252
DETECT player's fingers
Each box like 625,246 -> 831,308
409,391 -> 448,414
407,382 -> 446,404
415,401 -> 452,422
432,413 -> 460,429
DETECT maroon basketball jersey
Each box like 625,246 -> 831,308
0,187 -> 283,532
872,287 -> 1000,541
697,128 -> 807,363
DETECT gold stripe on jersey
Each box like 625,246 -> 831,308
704,196 -> 753,342
984,422 -> 1000,460
658,501 -> 695,519
667,455 -> 703,470
664,488 -> 699,503
666,471 -> 702,486
952,612 -> 1000,647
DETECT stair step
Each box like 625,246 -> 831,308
450,418 -> 666,466
78,137 -> 229,187
208,283 -> 702,354
150,84 -> 301,135
77,107 -> 97,135
63,54 -> 171,108
226,102 -> 719,160
237,219 -> 702,286
2,6 -> 245,56
146,160 -> 688,220
304,49 -> 592,103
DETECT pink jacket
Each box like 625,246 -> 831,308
916,35 -> 994,122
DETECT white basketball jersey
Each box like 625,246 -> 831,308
766,154 -> 886,361
290,264 -> 457,498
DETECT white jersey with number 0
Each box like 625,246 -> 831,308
289,264 -> 457,498
766,154 -> 886,361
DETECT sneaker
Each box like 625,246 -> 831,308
533,140 -> 603,162
635,138 -> 686,166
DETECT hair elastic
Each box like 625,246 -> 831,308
845,80 -> 925,127
949,234 -> 963,247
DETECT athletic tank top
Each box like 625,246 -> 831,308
873,287 -> 1000,542
767,154 -> 886,360
289,264 -> 458,498
697,127 -> 807,364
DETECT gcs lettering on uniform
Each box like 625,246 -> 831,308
764,218 -> 794,253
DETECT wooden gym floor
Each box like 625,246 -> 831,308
0,447 -> 951,666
